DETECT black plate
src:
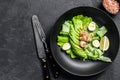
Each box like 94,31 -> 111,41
50,7 -> 119,76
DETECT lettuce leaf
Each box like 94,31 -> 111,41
62,20 -> 71,34
97,26 -> 108,37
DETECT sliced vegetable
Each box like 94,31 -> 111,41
98,56 -> 112,62
87,44 -> 94,52
69,21 -> 80,45
92,24 -> 99,35
72,16 -> 83,31
92,36 -> 100,40
69,34 -> 79,45
66,49 -> 72,55
57,42 -> 65,47
57,36 -> 69,43
66,49 -> 76,58
70,40 -> 87,59
62,21 -> 71,33
97,26 -> 107,37
96,49 -> 103,57
60,31 -> 69,36
92,40 -> 100,48
85,49 -> 99,60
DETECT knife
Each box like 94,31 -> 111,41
32,15 -> 50,80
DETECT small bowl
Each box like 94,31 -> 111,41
102,0 -> 120,14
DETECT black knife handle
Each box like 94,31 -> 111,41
42,60 -> 51,80
49,55 -> 60,78
45,47 -> 59,78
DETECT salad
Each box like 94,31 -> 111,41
57,15 -> 111,62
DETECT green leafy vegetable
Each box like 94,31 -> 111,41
57,42 -> 65,47
82,16 -> 92,27
57,36 -> 69,43
92,36 -> 100,40
98,56 -> 112,62
72,16 -> 83,32
62,21 -> 71,33
70,40 -> 88,60
97,26 -> 108,37
66,49 -> 76,58
60,31 -> 69,36
57,15 -> 111,62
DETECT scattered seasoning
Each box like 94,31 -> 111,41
103,0 -> 120,14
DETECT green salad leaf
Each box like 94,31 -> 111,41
98,56 -> 112,62
97,26 -> 108,37
66,49 -> 77,58
57,15 -> 111,62
62,21 -> 71,33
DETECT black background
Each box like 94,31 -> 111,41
0,0 -> 120,80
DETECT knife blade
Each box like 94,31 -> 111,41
32,15 -> 49,53
32,15 -> 59,78
32,15 -> 50,80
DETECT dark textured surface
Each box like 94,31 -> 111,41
0,0 -> 119,80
